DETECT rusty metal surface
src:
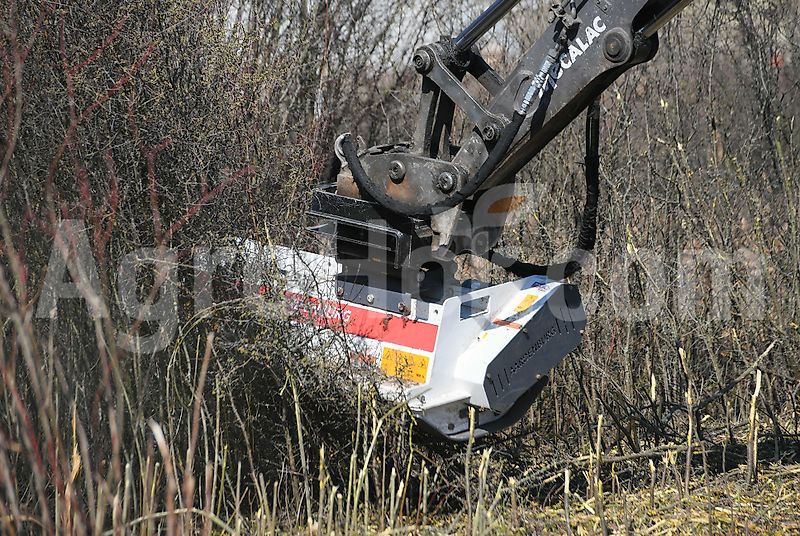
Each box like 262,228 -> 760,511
347,0 -> 665,219
317,0 -> 694,270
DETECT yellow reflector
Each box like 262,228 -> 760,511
514,293 -> 539,313
380,348 -> 429,384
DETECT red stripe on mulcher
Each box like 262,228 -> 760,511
284,292 -> 438,352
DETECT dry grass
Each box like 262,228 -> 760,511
1,0 -> 799,534
521,463 -> 800,535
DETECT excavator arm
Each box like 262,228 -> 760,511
284,0 -> 696,440
313,0 -> 694,292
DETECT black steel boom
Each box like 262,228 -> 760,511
310,0 -> 695,298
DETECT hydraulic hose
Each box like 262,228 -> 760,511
484,97 -> 601,280
340,112 -> 525,217
576,97 -> 600,252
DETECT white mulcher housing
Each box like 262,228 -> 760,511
254,243 -> 585,441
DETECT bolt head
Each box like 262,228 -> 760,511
413,50 -> 433,73
366,294 -> 375,304
482,123 -> 500,141
388,160 -> 406,183
437,172 -> 456,193
603,31 -> 629,63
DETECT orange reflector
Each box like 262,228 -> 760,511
488,196 -> 526,214
380,348 -> 429,384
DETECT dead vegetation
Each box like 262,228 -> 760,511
1,0 -> 799,534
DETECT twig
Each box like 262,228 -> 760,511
101,507 -> 234,535
695,341 -> 776,413
658,341 -> 778,426
508,442 -> 704,493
